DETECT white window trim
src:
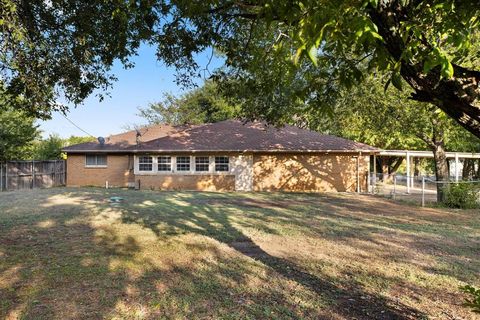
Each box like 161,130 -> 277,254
214,156 -> 230,172
194,156 -> 210,173
175,156 -> 192,173
157,156 -> 173,173
85,154 -> 108,168
209,155 -> 215,172
137,155 -> 154,173
134,155 -> 232,175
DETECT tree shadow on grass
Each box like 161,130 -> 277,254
118,192 -> 426,320
3,188 -> 471,319
202,192 -> 480,284
0,201 -> 134,319
0,190 -> 330,319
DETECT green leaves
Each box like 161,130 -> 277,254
0,88 -> 39,162
460,285 -> 480,313
138,81 -> 239,126
423,48 -> 454,78
307,45 -> 318,66
1,0 -> 478,131
0,0 -> 161,119
362,0 -> 378,8
391,72 -> 403,91
441,59 -> 454,78
294,44 -> 319,66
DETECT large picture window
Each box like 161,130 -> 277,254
215,156 -> 229,172
176,156 -> 191,171
195,156 -> 209,172
139,156 -> 153,171
158,156 -> 171,172
85,154 -> 107,167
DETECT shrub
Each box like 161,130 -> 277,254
460,285 -> 480,314
443,183 -> 480,209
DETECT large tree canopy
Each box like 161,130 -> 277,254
138,81 -> 239,125
2,0 -> 480,138
179,0 -> 480,136
305,74 -> 480,201
0,87 -> 39,161
0,0 -> 161,118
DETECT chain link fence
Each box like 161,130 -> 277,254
369,173 -> 480,207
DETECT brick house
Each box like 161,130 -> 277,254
62,120 -> 379,192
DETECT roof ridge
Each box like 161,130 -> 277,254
108,123 -> 170,139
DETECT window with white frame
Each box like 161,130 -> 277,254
158,156 -> 172,172
215,156 -> 229,172
176,156 -> 190,171
139,156 -> 153,171
195,156 -> 209,172
85,154 -> 107,167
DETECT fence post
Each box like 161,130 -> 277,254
393,174 -> 396,200
54,160 -> 57,187
367,170 -> 373,194
5,162 -> 8,191
62,160 -> 66,186
0,163 -> 2,191
32,160 -> 35,189
406,151 -> 411,194
422,176 -> 425,207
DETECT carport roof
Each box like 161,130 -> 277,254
62,120 -> 379,153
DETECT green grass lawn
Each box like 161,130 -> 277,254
0,188 -> 478,319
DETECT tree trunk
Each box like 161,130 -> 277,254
413,157 -> 420,177
418,115 -> 451,203
376,157 -> 385,179
377,156 -> 403,181
388,157 -> 403,174
432,141 -> 449,203
477,159 -> 480,179
462,159 -> 473,180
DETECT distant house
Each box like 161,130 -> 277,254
62,120 -> 379,192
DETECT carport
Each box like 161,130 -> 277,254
372,150 -> 480,193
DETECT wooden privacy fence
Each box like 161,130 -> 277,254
0,160 -> 66,191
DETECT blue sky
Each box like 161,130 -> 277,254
39,45 -> 223,138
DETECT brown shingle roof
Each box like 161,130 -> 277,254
62,124 -> 180,152
107,124 -> 180,144
137,120 -> 378,152
63,120 -> 379,153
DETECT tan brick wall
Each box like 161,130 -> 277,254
253,153 -> 369,192
136,174 -> 235,191
66,154 -> 134,187
67,152 -> 370,192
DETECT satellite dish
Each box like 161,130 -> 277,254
98,136 -> 105,146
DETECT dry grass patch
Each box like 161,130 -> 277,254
0,188 -> 478,319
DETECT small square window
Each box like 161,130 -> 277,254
158,156 -> 171,172
215,156 -> 229,172
176,156 -> 190,171
86,155 -> 96,166
85,154 -> 107,167
195,156 -> 209,172
139,156 -> 153,171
